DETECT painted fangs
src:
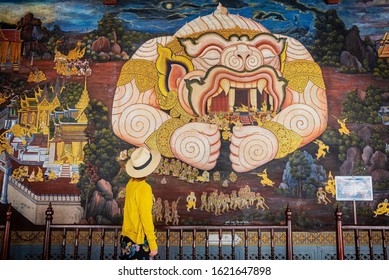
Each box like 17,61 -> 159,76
217,78 -> 268,94
257,79 -> 267,92
220,78 -> 230,95
209,78 -> 274,113
216,86 -> 224,94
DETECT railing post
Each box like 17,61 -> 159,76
285,204 -> 293,260
1,203 -> 12,260
42,202 -> 54,260
335,206 -> 344,260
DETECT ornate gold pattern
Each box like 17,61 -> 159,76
18,86 -> 63,133
167,29 -> 267,58
116,59 -> 158,91
8,231 -> 389,260
153,44 -> 197,116
283,60 -> 326,93
262,121 -> 303,158
180,29 -> 266,41
280,42 -> 288,73
0,133 -> 12,154
170,101 -> 195,123
145,130 -> 158,152
155,44 -> 194,111
11,231 -> 388,247
148,118 -> 185,158
165,39 -> 185,57
155,88 -> 178,111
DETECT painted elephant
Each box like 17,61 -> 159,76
111,4 -> 327,173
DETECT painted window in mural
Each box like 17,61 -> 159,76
0,0 -> 388,230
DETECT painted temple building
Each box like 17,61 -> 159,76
11,77 -> 90,175
0,78 -> 89,224
18,83 -> 61,133
48,77 -> 89,170
0,28 -> 22,70
378,32 -> 389,63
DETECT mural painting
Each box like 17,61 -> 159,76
0,0 -> 388,231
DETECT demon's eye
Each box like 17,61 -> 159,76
199,48 -> 222,66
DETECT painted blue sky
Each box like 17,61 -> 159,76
0,0 -> 388,40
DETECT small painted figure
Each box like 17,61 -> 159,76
255,193 -> 269,211
252,169 -> 274,187
317,187 -> 331,205
313,139 -> 330,160
200,191 -> 208,211
324,171 -> 336,197
154,197 -> 163,222
213,171 -> 221,181
164,200 -> 172,225
373,199 -> 389,217
186,191 -> 197,211
336,117 -> 350,136
70,171 -> 79,184
171,199 -> 180,225
229,171 -> 237,182
47,169 -> 58,180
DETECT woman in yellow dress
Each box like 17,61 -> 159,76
120,147 -> 161,260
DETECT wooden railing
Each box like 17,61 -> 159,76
335,206 -> 389,260
0,203 -> 12,260
42,203 -> 293,260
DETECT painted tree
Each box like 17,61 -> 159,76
311,9 -> 346,66
61,82 -> 83,108
83,99 -> 110,143
321,126 -> 364,162
289,150 -> 311,198
78,99 -> 130,211
77,161 -> 99,218
341,85 -> 383,124
374,59 -> 389,79
371,126 -> 389,154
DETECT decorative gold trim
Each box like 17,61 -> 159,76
283,60 -> 326,93
116,59 -> 158,91
146,113 -> 192,158
10,231 -> 389,247
151,118 -> 185,158
262,121 -> 303,158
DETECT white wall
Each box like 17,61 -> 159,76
7,179 -> 83,225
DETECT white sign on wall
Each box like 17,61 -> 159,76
335,176 -> 373,201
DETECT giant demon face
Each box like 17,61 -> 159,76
112,4 -> 327,173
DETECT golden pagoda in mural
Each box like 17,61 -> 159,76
74,76 -> 90,123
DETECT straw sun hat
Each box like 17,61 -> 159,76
125,147 -> 161,178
